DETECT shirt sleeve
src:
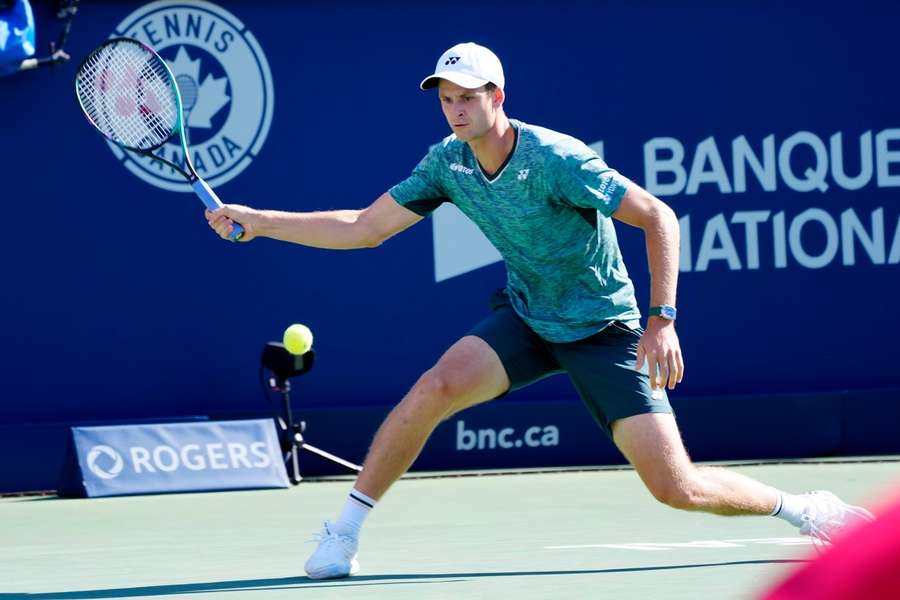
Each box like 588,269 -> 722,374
389,143 -> 452,217
554,140 -> 630,218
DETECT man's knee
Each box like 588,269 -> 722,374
415,368 -> 456,401
645,471 -> 703,511
395,336 -> 507,422
401,369 -> 464,417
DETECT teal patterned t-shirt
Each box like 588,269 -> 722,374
389,119 -> 640,343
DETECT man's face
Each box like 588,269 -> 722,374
437,79 -> 499,142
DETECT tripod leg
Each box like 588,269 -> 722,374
300,443 -> 363,472
276,417 -> 302,485
288,444 -> 302,484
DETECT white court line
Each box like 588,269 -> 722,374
726,537 -> 814,545
545,537 -> 812,550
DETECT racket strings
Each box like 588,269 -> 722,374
76,41 -> 178,151
175,74 -> 199,112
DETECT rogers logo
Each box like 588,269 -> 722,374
86,445 -> 125,479
455,420 -> 560,451
127,442 -> 272,473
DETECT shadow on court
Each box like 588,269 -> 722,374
2,560 -> 805,598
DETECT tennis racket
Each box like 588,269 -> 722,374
74,37 -> 244,241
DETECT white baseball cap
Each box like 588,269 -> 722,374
420,42 -> 505,91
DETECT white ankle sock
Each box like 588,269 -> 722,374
333,488 -> 376,537
771,491 -> 806,527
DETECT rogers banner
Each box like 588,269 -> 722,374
61,419 -> 288,497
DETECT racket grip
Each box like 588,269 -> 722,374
192,179 -> 244,241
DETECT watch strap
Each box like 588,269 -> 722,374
648,305 -> 677,320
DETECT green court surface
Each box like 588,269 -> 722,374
2,459 -> 897,600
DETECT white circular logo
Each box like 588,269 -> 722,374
108,1 -> 275,191
86,445 -> 125,480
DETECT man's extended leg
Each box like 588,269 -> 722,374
613,412 -> 777,514
613,413 -> 874,535
304,335 -> 509,579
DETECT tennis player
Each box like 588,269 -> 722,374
206,42 -> 874,580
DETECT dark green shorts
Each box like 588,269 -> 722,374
468,289 -> 672,437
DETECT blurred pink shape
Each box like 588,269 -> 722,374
115,95 -> 136,117
141,90 -> 162,114
96,69 -> 115,93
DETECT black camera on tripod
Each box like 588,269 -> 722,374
260,342 -> 360,484
261,342 -> 315,382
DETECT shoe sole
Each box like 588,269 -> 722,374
305,559 -> 360,580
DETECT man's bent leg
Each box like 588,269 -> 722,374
304,335 -> 510,580
354,335 -> 509,500
612,412 -> 778,515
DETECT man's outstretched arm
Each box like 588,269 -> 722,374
612,184 -> 684,390
205,192 -> 423,249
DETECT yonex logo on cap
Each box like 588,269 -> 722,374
445,56 -> 461,65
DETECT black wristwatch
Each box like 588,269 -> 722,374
648,305 -> 677,320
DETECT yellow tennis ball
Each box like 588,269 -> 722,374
283,324 -> 314,355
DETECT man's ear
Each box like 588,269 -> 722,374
493,86 -> 505,108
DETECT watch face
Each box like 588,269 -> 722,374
661,306 -> 677,319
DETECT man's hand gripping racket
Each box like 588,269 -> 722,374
74,37 -> 244,241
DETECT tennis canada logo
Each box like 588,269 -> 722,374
86,445 -> 125,480
108,1 -> 274,191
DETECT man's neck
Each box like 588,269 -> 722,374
468,114 -> 514,176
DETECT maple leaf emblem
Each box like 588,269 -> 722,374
167,46 -> 230,130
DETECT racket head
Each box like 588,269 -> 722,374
74,38 -> 185,152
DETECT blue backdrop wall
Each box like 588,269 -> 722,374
1,1 -> 898,491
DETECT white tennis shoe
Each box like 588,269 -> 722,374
304,521 -> 360,580
798,490 -> 875,546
